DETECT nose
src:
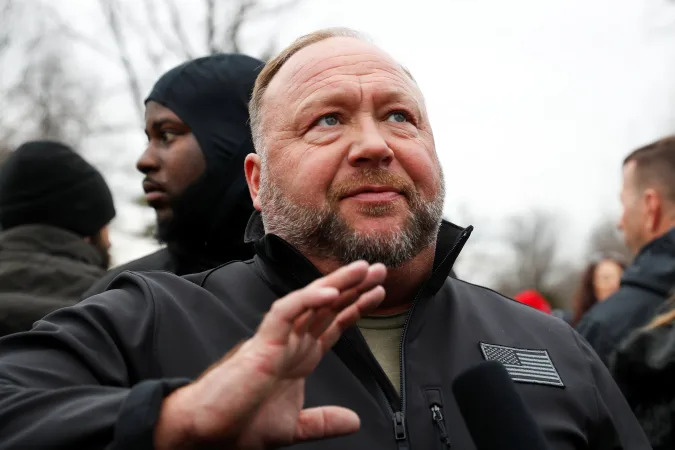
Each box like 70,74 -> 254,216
347,118 -> 394,168
137,143 -> 160,175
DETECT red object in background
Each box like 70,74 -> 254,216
513,290 -> 552,314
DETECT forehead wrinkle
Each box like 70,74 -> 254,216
290,55 -> 405,92
267,40 -> 413,106
295,82 -> 362,118
290,63 -> 420,113
285,46 -> 398,84
290,71 -> 356,105
358,75 -> 425,119
285,57 -> 387,104
295,78 -> 361,110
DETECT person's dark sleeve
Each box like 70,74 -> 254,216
577,313 -> 615,367
571,330 -> 652,449
81,266 -> 127,299
0,273 -> 189,449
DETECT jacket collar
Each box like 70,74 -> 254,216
244,210 -> 473,297
623,226 -> 675,296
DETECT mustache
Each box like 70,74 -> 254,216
327,169 -> 417,203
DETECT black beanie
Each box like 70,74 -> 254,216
0,141 -> 116,237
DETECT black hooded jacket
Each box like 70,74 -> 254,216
84,54 -> 263,296
577,227 -> 675,366
0,213 -> 649,449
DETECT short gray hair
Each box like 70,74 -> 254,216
248,28 -> 366,159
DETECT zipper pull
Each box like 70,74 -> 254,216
431,404 -> 451,447
393,411 -> 407,441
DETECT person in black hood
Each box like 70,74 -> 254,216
578,136 -> 675,366
84,54 -> 263,296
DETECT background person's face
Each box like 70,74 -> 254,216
255,38 -> 444,265
138,102 -> 206,226
592,259 -> 623,301
87,225 -> 112,269
617,161 -> 648,254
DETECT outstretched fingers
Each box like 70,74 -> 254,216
311,260 -> 371,292
320,285 -> 386,351
257,261 -> 384,345
293,406 -> 360,442
257,286 -> 340,344
306,263 -> 387,339
327,263 -> 387,312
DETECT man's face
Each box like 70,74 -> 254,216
252,37 -> 444,266
618,161 -> 648,254
139,102 -> 206,228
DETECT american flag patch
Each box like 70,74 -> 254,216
479,343 -> 564,387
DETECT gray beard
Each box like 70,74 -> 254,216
258,168 -> 445,268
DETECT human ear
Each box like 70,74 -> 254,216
245,153 -> 262,211
643,189 -> 661,233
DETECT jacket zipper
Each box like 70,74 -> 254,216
336,228 -> 470,449
338,335 -> 406,448
397,228 -> 470,448
430,404 -> 451,448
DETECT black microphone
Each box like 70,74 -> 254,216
452,360 -> 551,450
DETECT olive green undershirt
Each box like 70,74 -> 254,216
357,310 -> 409,395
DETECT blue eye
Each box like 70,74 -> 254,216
387,112 -> 408,123
316,114 -> 339,126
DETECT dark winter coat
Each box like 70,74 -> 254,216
0,214 -> 649,449
611,306 -> 675,450
577,227 -> 675,366
0,224 -> 106,336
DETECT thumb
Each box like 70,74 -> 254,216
294,406 -> 360,442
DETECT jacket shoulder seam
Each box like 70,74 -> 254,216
197,259 -> 256,287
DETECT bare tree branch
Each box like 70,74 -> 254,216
251,0 -> 302,19
165,0 -> 195,59
0,0 -> 15,55
586,218 -> 632,263
493,210 -> 562,297
56,24 -> 117,59
205,0 -> 217,54
224,0 -> 256,53
5,50 -> 99,146
141,0 -> 175,70
98,0 -> 144,122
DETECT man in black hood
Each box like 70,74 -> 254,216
85,54 -> 263,295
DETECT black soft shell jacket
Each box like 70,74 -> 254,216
578,227 -> 675,366
0,218 -> 649,449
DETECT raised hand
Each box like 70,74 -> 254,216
155,260 -> 387,450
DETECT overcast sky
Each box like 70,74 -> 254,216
88,0 -> 675,273
289,0 -> 675,219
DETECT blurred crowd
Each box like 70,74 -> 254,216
0,29 -> 673,449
